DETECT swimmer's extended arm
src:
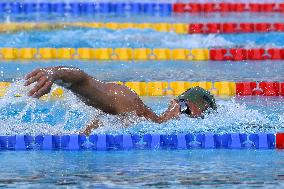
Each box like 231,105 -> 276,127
25,66 -> 101,98
25,66 -> 180,124
136,99 -> 180,124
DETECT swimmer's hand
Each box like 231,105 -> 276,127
25,68 -> 55,98
25,66 -> 90,98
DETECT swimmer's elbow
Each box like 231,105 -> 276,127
155,117 -> 166,124
147,115 -> 164,124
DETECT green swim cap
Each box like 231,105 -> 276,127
177,86 -> 217,111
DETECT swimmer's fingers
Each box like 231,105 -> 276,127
28,76 -> 49,96
31,81 -> 52,98
25,68 -> 42,80
25,71 -> 45,86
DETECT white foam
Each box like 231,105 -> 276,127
0,80 -> 98,135
0,80 -> 282,135
92,98 -> 282,135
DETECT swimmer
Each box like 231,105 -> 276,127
25,66 -> 217,135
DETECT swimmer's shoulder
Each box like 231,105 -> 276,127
105,82 -> 141,98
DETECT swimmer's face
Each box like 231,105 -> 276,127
180,100 -> 209,118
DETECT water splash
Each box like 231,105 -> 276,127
0,79 -> 99,135
93,98 -> 284,135
0,80 -> 283,135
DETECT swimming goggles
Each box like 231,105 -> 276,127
179,100 -> 191,116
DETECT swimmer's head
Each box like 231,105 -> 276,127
177,86 -> 217,118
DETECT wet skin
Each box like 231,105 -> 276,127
25,66 -> 204,135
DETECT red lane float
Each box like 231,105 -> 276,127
236,82 -> 257,96
189,3 -> 203,12
173,3 -> 186,13
210,49 -> 227,61
276,133 -> 284,149
173,3 -> 284,13
236,82 -> 284,96
230,48 -> 247,61
274,23 -> 284,32
267,48 -> 284,60
239,23 -> 255,33
262,3 -> 276,12
255,23 -> 272,32
187,23 -> 284,34
280,4 -> 284,13
210,48 -> 284,61
204,3 -> 217,12
222,23 -> 238,33
249,3 -> 276,12
249,3 -> 261,12
188,23 -> 204,33
247,49 -> 266,60
234,3 -> 246,12
219,3 -> 232,12
206,23 -> 221,33
259,82 -> 280,96
281,83 -> 284,96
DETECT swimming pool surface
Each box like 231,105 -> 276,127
0,150 -> 284,188
0,1 -> 284,188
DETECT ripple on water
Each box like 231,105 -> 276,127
1,28 -> 284,49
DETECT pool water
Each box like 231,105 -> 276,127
1,28 -> 284,48
0,2 -> 284,188
0,150 -> 283,188
1,76 -> 284,136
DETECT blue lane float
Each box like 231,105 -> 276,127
52,3 -> 66,14
39,3 -> 52,13
0,2 -> 173,15
0,133 -> 277,151
82,3 -> 96,14
0,3 -> 5,13
22,3 -> 37,13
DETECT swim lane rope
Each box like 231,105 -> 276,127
0,47 -> 283,61
0,81 -> 283,97
0,2 -> 284,15
0,133 -> 284,150
0,22 -> 283,34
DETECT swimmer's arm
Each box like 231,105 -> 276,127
25,66 -> 89,86
136,99 -> 180,124
25,66 -> 102,98
80,118 -> 101,136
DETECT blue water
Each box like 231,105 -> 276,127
0,150 -> 284,188
0,10 -> 284,188
0,28 -> 284,48
1,61 -> 284,82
